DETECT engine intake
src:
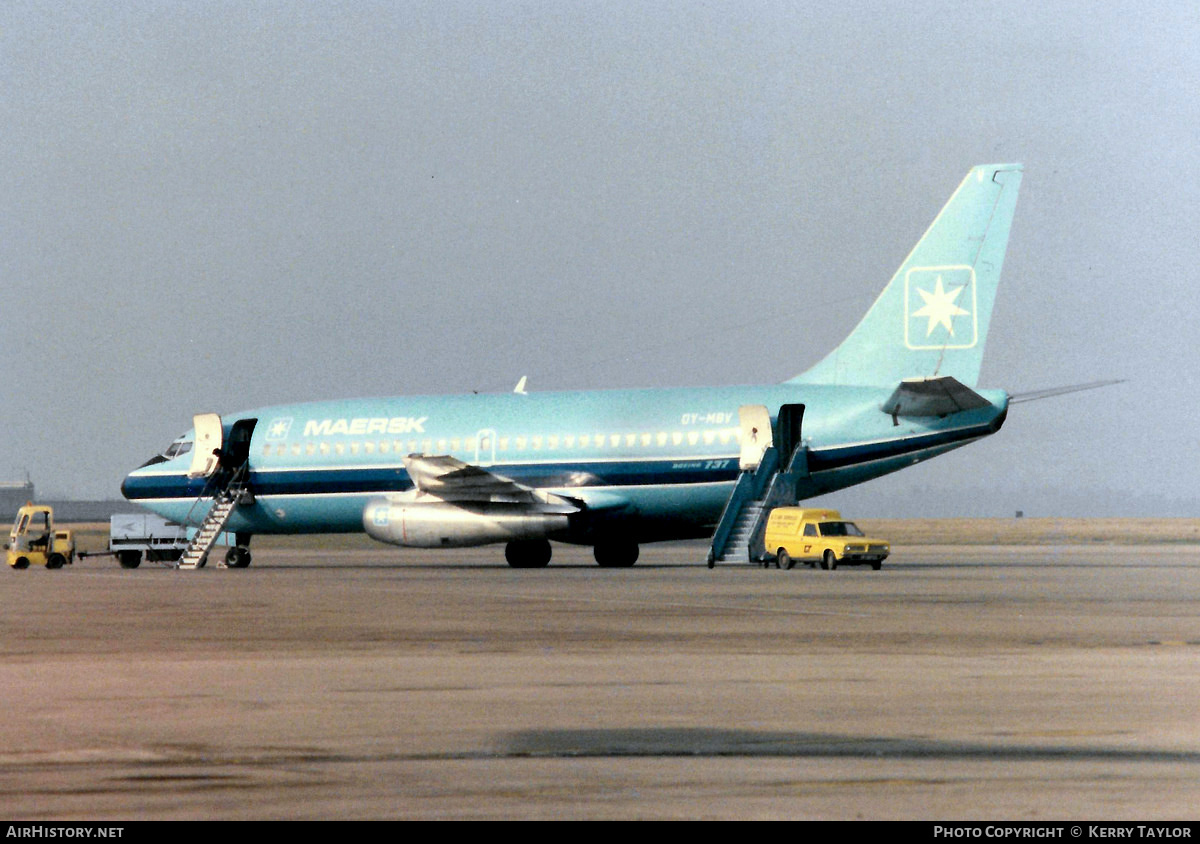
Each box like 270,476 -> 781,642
363,498 -> 570,548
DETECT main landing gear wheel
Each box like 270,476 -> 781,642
593,540 -> 638,568
506,539 -> 552,568
225,546 -> 252,568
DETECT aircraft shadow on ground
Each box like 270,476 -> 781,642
502,728 -> 1200,763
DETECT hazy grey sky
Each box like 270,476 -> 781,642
2,1 -> 1196,515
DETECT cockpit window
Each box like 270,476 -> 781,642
162,439 -> 194,460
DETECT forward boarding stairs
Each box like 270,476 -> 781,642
708,443 -> 809,567
178,464 -> 250,570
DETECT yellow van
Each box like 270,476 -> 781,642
763,508 -> 889,571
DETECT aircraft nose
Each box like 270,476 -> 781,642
121,459 -> 159,501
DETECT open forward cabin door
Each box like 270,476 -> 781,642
188,413 -> 223,478
737,405 -> 773,471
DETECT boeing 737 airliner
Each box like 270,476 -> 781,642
122,164 -> 1023,569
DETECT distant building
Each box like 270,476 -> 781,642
0,480 -> 36,519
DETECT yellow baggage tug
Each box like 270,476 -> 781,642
6,503 -> 76,569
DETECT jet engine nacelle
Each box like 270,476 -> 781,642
363,498 -> 570,548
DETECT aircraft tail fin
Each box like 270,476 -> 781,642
789,164 -> 1023,388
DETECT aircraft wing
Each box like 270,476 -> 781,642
880,375 -> 992,418
402,454 -> 580,513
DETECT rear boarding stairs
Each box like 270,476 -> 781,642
707,403 -> 809,567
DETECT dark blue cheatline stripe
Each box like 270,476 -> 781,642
123,420 -> 994,505
807,420 -> 999,473
123,458 -> 743,502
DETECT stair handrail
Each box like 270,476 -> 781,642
179,462 -> 250,562
750,446 -> 780,498
181,472 -> 224,533
707,471 -> 755,566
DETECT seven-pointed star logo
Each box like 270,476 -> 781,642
267,418 -> 292,440
911,274 -> 970,336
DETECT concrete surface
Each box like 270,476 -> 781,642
1,540 -> 1198,819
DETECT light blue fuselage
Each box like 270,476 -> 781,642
122,383 -> 1008,542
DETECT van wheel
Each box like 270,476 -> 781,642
822,550 -> 836,570
778,549 -> 793,571
872,561 -> 883,571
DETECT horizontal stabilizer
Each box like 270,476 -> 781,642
1009,379 -> 1123,404
881,376 -> 992,418
402,454 -> 579,513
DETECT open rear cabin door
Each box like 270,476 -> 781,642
776,403 -> 805,467
737,405 -> 773,471
188,413 -> 223,478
